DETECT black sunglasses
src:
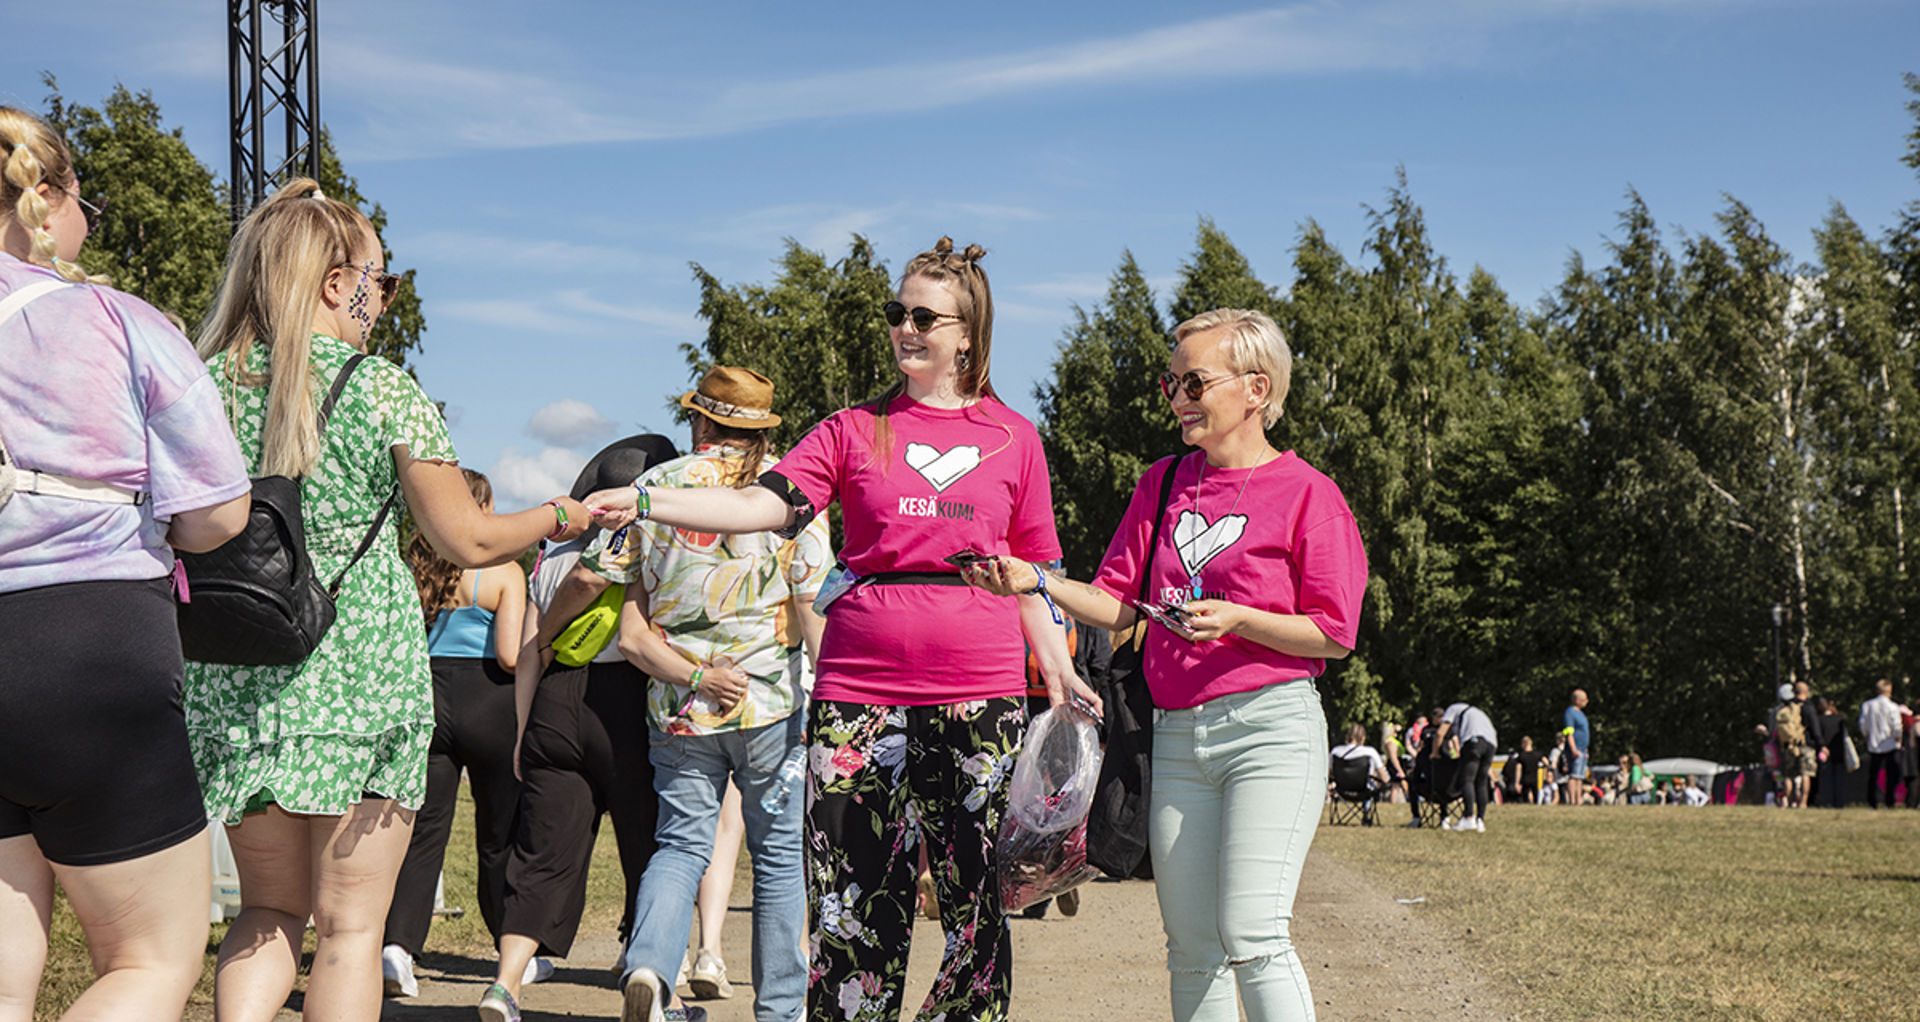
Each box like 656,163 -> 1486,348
1158,369 -> 1257,402
882,300 -> 964,332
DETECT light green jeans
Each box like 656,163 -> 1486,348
1150,679 -> 1328,1022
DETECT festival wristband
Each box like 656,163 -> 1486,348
544,500 -> 569,540
1025,562 -> 1063,626
632,482 -> 651,521
680,666 -> 706,715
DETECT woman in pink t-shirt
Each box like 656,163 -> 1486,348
586,238 -> 1092,1022
969,308 -> 1367,1022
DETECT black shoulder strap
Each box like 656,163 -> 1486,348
1134,453 -> 1184,602
317,353 -> 370,436
316,353 -> 400,598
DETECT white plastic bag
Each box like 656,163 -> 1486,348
998,701 -> 1103,913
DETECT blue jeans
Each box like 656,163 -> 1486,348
620,713 -> 806,1022
1150,680 -> 1327,1022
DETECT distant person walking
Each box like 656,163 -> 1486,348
1858,679 -> 1903,808
1771,682 -> 1817,809
1810,697 -> 1850,809
1561,689 -> 1590,806
1435,702 -> 1497,832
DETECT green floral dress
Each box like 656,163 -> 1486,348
183,333 -> 456,824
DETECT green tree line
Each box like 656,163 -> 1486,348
45,72 -> 1918,763
689,77 -> 1920,762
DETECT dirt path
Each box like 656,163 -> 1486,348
341,848 -> 1522,1022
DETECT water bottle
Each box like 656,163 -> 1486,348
761,746 -> 808,815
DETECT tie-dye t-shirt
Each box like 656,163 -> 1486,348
768,394 -> 1062,705
1091,450 -> 1367,710
0,256 -> 249,594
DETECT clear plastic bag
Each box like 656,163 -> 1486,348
998,701 -> 1104,913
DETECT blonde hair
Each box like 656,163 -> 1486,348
0,107 -> 102,284
1172,308 -> 1293,428
869,236 -> 998,464
197,178 -> 375,478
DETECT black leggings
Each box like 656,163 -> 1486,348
499,659 -> 658,955
384,656 -> 521,954
0,578 -> 207,865
1457,737 -> 1495,820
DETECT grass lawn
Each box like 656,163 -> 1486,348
33,783 -> 635,1021
1311,802 -> 1920,1021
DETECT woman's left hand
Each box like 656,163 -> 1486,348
1180,599 -> 1247,643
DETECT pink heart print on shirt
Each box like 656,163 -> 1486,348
903,442 -> 983,493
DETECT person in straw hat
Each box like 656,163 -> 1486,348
579,366 -> 830,1022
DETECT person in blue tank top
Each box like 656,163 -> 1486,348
380,469 -> 531,998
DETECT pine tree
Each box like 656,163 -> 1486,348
683,236 -> 896,450
1034,251 -> 1175,575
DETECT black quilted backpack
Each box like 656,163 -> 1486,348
176,354 -> 397,665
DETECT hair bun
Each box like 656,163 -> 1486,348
961,243 -> 986,263
933,236 -> 954,255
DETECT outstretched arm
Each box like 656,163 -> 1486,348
583,482 -> 794,535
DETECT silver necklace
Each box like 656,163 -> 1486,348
1188,450 -> 1274,599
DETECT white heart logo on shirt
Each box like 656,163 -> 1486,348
904,443 -> 982,493
1172,510 -> 1247,579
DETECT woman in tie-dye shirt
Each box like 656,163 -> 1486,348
0,106 -> 250,1021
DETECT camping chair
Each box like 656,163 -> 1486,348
1416,755 -> 1465,829
1326,755 -> 1381,826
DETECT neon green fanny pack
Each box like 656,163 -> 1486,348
552,583 -> 625,667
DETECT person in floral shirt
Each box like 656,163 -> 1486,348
591,367 -> 828,1022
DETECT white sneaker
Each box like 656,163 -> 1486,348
380,944 -> 418,998
688,949 -> 733,1000
1473,817 -> 1486,833
1438,817 -> 1455,831
522,955 -> 556,985
621,966 -> 668,1022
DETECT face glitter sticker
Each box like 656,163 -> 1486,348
347,262 -> 376,338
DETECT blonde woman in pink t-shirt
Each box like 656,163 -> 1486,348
586,238 -> 1094,1022
969,309 -> 1368,1022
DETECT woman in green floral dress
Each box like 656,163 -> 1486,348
186,180 -> 589,1022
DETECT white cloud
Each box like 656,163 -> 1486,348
488,444 -> 588,508
322,0 -> 1675,159
527,399 -> 616,446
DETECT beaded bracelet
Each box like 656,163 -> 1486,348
544,500 -> 569,540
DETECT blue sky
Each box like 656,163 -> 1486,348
11,0 -> 1919,506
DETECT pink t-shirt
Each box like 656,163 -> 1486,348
1092,450 -> 1366,710
771,393 -> 1061,705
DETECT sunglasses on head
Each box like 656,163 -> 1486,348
340,262 -> 403,304
882,300 -> 963,332
1158,369 -> 1257,402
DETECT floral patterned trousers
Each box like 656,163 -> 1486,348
806,697 -> 1026,1022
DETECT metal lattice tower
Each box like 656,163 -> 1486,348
228,0 -> 319,226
